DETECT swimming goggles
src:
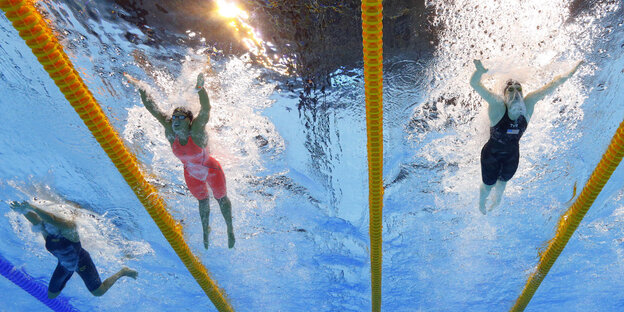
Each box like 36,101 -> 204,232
172,115 -> 188,120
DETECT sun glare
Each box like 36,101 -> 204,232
212,0 -> 292,75
216,0 -> 248,19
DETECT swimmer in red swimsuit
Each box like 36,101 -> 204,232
126,73 -> 234,249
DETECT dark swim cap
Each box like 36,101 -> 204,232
172,107 -> 193,122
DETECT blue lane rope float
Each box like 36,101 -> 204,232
0,253 -> 80,312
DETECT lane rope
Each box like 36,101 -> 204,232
0,1 -> 234,311
0,253 -> 80,312
511,120 -> 624,311
361,1 -> 383,311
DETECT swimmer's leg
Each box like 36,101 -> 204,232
480,141 -> 500,215
91,267 -> 138,296
74,248 -> 137,297
479,183 -> 494,215
217,196 -> 235,248
205,156 -> 234,248
199,198 -> 211,249
489,146 -> 517,212
48,261 -> 72,299
183,169 -> 212,249
488,180 -> 507,212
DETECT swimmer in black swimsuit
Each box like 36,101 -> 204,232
470,59 -> 582,214
9,200 -> 138,298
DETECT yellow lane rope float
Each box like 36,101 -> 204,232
0,1 -> 233,311
361,0 -> 383,311
511,120 -> 624,311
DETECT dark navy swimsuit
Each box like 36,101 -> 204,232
480,107 -> 528,185
45,233 -> 102,293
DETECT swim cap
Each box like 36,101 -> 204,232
172,107 -> 193,122
503,79 -> 523,104
503,79 -> 522,95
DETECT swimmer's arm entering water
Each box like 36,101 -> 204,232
124,73 -> 169,128
191,73 -> 211,142
54,193 -> 85,210
139,90 -> 169,127
30,203 -> 76,230
470,60 -> 505,124
10,201 -> 79,241
524,60 -> 583,116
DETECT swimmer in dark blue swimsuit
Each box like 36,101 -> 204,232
470,59 -> 582,214
9,200 -> 138,298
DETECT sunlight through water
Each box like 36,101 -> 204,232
212,0 -> 293,75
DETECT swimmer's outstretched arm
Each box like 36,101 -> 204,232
9,201 -> 76,231
124,73 -> 169,128
54,193 -> 84,210
191,73 -> 211,138
470,60 -> 503,106
524,60 -> 583,108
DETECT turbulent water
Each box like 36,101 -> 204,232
1,0 -> 624,311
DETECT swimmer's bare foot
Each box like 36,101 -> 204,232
227,229 -> 235,249
121,267 -> 138,279
488,194 -> 502,212
479,184 -> 492,215
479,198 -> 488,215
203,226 -> 211,249
487,180 -> 506,212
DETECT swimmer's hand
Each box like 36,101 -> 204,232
473,59 -> 488,73
9,201 -> 30,213
560,60 -> 583,80
569,60 -> 583,76
123,73 -> 140,87
195,73 -> 205,91
574,60 -> 584,70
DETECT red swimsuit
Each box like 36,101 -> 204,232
171,136 -> 227,200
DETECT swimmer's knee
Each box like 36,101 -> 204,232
216,195 -> 228,203
482,179 -> 496,187
198,198 -> 210,208
481,184 -> 492,190
193,191 -> 210,201
90,282 -> 107,297
498,176 -> 512,183
48,291 -> 61,299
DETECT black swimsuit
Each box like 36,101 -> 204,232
480,108 -> 528,185
45,233 -> 102,293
